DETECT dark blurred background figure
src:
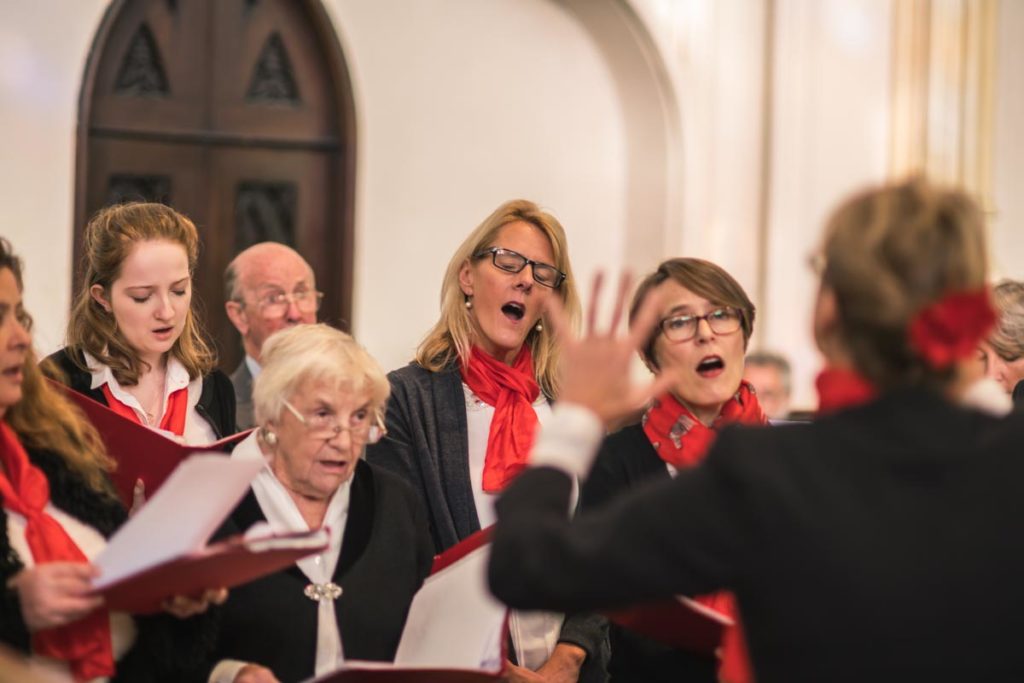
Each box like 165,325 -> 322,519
742,351 -> 792,420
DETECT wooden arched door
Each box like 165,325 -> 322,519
75,0 -> 356,372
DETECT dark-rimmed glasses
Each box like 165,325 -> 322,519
244,289 -> 324,319
282,399 -> 384,444
474,248 -> 566,289
659,307 -> 742,343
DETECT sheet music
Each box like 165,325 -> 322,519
393,546 -> 506,670
93,454 -> 263,588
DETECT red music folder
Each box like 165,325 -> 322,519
604,595 -> 733,655
90,454 -> 326,614
49,378 -> 252,507
307,528 -> 506,683
98,528 -> 329,614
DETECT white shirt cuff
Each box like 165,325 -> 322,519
529,403 -> 604,480
209,659 -> 250,683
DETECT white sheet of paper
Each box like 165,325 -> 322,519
392,546 -> 506,670
93,454 -> 263,588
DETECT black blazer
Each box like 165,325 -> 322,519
491,389 -> 1024,683
0,446 -> 214,682
582,424 -> 716,683
200,459 -> 434,683
45,347 -> 237,438
367,361 -> 609,680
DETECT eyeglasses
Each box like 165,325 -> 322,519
474,248 -> 567,289
247,289 -> 324,319
282,399 -> 385,444
659,307 -> 743,343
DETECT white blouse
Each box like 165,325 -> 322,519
84,352 -> 218,446
462,383 -> 578,672
210,432 -> 350,683
5,505 -> 136,682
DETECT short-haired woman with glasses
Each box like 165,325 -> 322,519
366,199 -> 610,683
581,258 -> 763,683
202,323 -> 433,683
47,202 -> 236,442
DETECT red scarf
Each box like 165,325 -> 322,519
100,384 -> 188,436
461,346 -> 540,492
0,421 -> 114,681
642,382 -> 765,683
642,381 -> 767,470
815,367 -> 877,414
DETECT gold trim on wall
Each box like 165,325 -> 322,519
888,0 -> 997,209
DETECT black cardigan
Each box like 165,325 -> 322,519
491,389 -> 1024,682
582,424 -> 716,683
197,459 -> 435,683
0,445 -> 214,682
45,347 -> 237,438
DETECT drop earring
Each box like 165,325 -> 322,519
535,320 -> 543,332
465,298 -> 473,310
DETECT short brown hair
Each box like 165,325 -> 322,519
629,257 -> 756,369
66,202 -> 215,385
820,177 -> 988,389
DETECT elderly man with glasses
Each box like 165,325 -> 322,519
225,242 -> 323,429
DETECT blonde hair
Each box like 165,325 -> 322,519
253,324 -> 390,426
0,238 -> 115,498
988,280 -> 1024,361
821,177 -> 988,390
66,202 -> 216,386
414,199 -> 581,398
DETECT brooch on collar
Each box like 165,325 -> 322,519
304,582 -> 343,602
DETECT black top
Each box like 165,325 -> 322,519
0,445 -> 215,682
1013,380 -> 1024,411
367,361 -> 609,680
45,347 -> 237,438
490,389 -> 1024,682
582,424 -> 716,682
198,459 -> 434,683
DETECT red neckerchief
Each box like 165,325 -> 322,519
0,421 -> 114,681
101,383 -> 188,436
461,345 -> 540,492
641,382 -> 765,683
815,367 -> 877,414
642,381 -> 767,470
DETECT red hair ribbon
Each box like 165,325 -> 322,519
907,288 -> 996,369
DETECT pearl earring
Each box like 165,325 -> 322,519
465,298 -> 473,310
262,428 -> 278,446
535,320 -> 543,332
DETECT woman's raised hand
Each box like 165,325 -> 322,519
545,273 -> 677,427
7,562 -> 103,632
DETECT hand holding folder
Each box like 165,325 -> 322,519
50,378 -> 253,507
307,528 -> 507,683
91,455 -> 328,614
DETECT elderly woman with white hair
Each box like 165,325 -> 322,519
201,324 -> 434,683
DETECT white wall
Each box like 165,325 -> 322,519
763,0 -> 893,409
0,1 -> 110,353
991,0 -> 1024,281
322,0 -> 637,372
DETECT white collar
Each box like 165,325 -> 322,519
244,355 -> 262,380
84,350 -> 191,393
